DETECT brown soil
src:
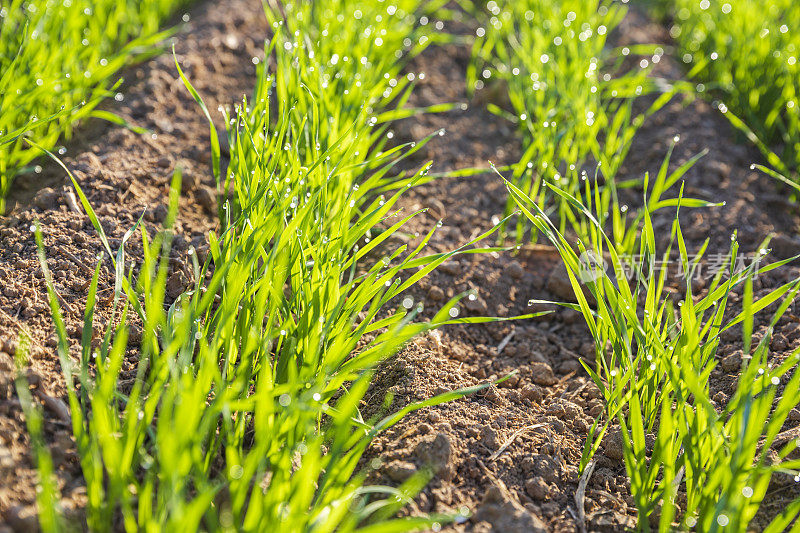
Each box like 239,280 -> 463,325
1,2 -> 799,533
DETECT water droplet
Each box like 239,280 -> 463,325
229,464 -> 244,479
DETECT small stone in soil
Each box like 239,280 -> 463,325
149,204 -> 169,223
166,271 -> 187,300
720,350 -> 743,373
546,265 -> 596,304
481,384 -> 504,404
217,127 -> 231,156
464,295 -> 487,314
588,403 -> 603,417
197,187 -> 218,214
439,260 -> 460,275
24,369 -> 41,389
128,324 -> 143,346
414,432 -> 453,480
481,425 -> 499,449
427,285 -> 444,301
504,260 -> 524,279
384,460 -> 417,483
530,361 -> 557,386
525,476 -> 549,500
555,358 -> 582,374
602,428 -> 625,462
179,165 -> 198,192
546,266 -> 575,302
530,454 -> 561,483
712,391 -> 729,405
33,187 -> 59,210
520,384 -> 543,403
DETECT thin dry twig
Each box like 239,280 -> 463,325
51,286 -> 77,317
566,506 -> 579,522
521,243 -> 564,258
574,459 -> 596,533
488,423 -> 546,461
557,370 -> 577,386
64,190 -> 82,214
561,380 -> 589,400
496,329 -> 515,355
60,249 -> 96,276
